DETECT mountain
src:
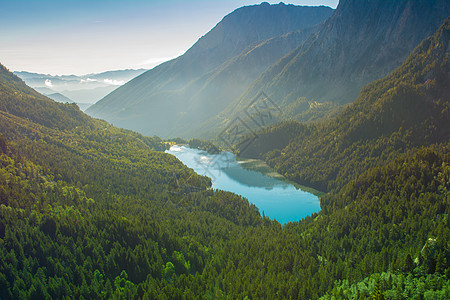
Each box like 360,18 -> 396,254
43,92 -> 93,112
172,25 -> 321,137
88,0 -> 449,139
221,0 -> 450,126
84,69 -> 148,81
14,68 -> 147,105
59,86 -> 117,104
87,3 -> 333,137
238,16 -> 450,193
32,86 -> 55,95
45,92 -> 74,103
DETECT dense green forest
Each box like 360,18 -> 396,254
0,18 -> 449,300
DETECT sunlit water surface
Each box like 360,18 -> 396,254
166,145 -> 320,224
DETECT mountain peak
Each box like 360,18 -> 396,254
188,2 -> 333,64
233,0 -> 450,111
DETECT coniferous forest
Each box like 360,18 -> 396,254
0,6 -> 449,300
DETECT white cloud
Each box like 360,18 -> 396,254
103,79 -> 125,86
44,79 -> 53,87
80,78 -> 98,83
80,78 -> 125,86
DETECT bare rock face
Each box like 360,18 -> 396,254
241,0 -> 450,107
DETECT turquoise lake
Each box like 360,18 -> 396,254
166,145 -> 320,224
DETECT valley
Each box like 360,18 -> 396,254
0,0 -> 449,299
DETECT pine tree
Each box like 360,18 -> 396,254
371,279 -> 385,300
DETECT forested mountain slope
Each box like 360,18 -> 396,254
239,16 -> 450,193
0,63 -> 263,298
87,3 -> 333,137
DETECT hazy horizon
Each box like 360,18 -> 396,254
1,0 -> 338,76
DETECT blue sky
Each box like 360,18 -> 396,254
0,0 -> 339,75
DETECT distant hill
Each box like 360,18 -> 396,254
45,92 -> 73,103
60,85 -> 117,104
84,69 -> 149,81
238,16 -> 450,193
44,92 -> 92,111
33,86 -> 55,95
75,102 -> 93,111
14,68 -> 147,105
86,3 -> 334,137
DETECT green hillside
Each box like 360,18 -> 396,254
0,64 -> 264,298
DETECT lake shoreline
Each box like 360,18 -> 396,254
166,145 -> 321,224
170,143 -> 325,197
236,157 -> 325,198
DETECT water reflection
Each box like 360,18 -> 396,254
166,145 -> 320,224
